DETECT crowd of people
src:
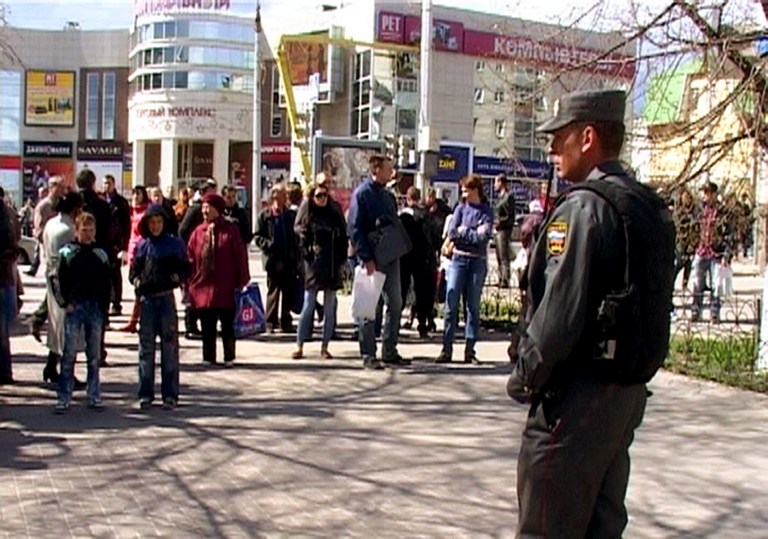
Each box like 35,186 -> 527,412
0,151 -> 759,411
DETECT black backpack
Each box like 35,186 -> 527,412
569,176 -> 676,384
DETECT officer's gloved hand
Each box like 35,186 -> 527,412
507,370 -> 532,405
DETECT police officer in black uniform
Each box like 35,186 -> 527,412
507,89 -> 675,538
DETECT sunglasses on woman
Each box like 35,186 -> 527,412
314,191 -> 328,199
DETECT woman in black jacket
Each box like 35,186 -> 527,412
292,182 -> 348,359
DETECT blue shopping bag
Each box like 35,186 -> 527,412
234,283 -> 266,338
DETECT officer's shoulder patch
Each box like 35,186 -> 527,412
547,220 -> 568,255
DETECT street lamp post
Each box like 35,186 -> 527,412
251,1 -> 263,230
416,0 -> 434,192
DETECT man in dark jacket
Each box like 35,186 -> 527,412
222,185 -> 252,245
130,204 -> 189,410
104,174 -> 131,315
493,173 -> 516,287
76,168 -> 112,364
254,185 -> 298,333
348,154 -> 409,369
399,187 -> 437,338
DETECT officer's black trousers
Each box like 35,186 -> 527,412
516,376 -> 647,539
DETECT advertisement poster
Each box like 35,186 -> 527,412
285,34 -> 328,85
25,70 -> 75,126
314,137 -> 386,213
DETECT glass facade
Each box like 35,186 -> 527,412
86,73 -> 100,140
102,72 -> 116,140
130,16 -> 254,97
135,20 -> 252,45
0,70 -> 22,155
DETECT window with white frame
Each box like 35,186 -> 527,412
351,50 -> 372,136
102,72 -> 115,140
494,119 -> 506,138
476,60 -> 486,72
473,87 -> 485,104
494,89 -> 504,103
86,73 -> 100,140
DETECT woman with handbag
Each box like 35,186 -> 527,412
292,182 -> 348,359
187,194 -> 250,366
435,175 -> 494,364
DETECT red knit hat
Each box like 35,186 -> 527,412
202,193 -> 226,215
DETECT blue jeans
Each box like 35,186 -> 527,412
441,255 -> 488,359
359,260 -> 402,360
58,300 -> 103,404
297,289 -> 337,346
138,293 -> 179,402
692,255 -> 720,319
0,285 -> 17,381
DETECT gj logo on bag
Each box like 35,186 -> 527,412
234,283 -> 266,338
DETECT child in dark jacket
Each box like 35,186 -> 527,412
129,204 -> 189,410
52,212 -> 112,413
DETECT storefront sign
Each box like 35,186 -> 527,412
135,106 -> 216,119
463,30 -> 635,79
77,141 -> 124,161
134,0 -> 230,17
24,70 -> 75,127
473,156 -> 550,180
432,144 -> 472,183
261,144 -> 291,155
377,11 -> 405,43
23,141 -> 73,159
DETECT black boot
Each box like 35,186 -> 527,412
464,340 -> 480,364
42,352 -> 60,384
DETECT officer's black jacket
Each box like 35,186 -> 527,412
511,161 -> 628,394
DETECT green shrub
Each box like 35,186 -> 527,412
667,335 -> 768,393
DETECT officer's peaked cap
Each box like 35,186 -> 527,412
537,89 -> 627,133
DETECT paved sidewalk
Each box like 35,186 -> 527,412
1,256 -> 767,538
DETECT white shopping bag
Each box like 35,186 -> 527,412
716,262 -> 734,298
350,265 -> 386,321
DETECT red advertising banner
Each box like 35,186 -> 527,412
463,30 -> 636,79
376,11 -> 463,52
404,16 -> 463,51
377,11 -> 405,43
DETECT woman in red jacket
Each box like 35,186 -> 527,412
120,186 -> 149,333
187,194 -> 250,366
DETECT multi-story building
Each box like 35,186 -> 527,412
643,59 -> 756,193
275,1 -> 636,202
128,0 -> 289,198
0,26 -> 129,204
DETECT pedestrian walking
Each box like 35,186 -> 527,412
187,194 -> 250,366
691,181 -> 725,322
435,175 -> 493,364
292,182 -> 348,359
130,205 -> 189,410
506,89 -> 675,537
50,212 -> 111,412
673,187 -> 699,291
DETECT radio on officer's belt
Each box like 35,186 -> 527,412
595,287 -> 636,361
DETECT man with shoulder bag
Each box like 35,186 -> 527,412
348,154 -> 412,369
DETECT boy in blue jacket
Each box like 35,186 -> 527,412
130,205 -> 189,410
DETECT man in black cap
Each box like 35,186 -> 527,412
507,90 -> 675,537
